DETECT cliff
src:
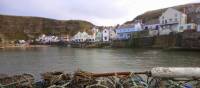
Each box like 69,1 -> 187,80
0,15 -> 94,40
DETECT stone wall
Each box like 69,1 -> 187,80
132,37 -> 154,48
153,34 -> 177,48
130,32 -> 200,49
181,32 -> 200,48
112,40 -> 132,48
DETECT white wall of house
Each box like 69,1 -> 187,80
95,32 -> 102,42
149,30 -> 159,37
144,24 -> 160,30
109,29 -> 117,40
81,32 -> 89,41
198,25 -> 200,32
159,29 -> 172,35
102,29 -> 110,42
36,34 -> 60,43
177,23 -> 196,32
159,8 -> 187,33
72,32 -> 95,42
72,32 -> 87,42
159,8 -> 187,25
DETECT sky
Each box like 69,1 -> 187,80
0,0 -> 199,26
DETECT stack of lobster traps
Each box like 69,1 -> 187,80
0,73 -> 34,88
1,67 -> 200,88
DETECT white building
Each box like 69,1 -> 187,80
109,29 -> 117,41
159,8 -> 199,35
159,8 -> 187,34
72,32 -> 95,42
95,31 -> 102,42
198,25 -> 200,32
36,34 -> 59,43
177,23 -> 196,32
102,28 -> 110,42
159,8 -> 186,34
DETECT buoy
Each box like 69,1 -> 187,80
151,67 -> 200,78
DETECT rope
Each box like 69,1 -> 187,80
2,71 -> 200,88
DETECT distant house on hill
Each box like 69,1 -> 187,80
159,8 -> 187,34
158,8 -> 198,35
131,3 -> 200,34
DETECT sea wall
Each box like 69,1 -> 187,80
112,40 -> 132,48
132,37 -> 154,48
181,32 -> 200,48
113,32 -> 200,49
153,34 -> 178,48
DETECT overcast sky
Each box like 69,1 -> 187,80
0,0 -> 199,26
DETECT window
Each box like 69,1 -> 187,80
169,19 -> 172,22
156,25 -> 159,30
175,13 -> 178,17
179,26 -> 184,30
127,34 -> 131,37
104,37 -> 107,40
120,34 -> 123,37
145,26 -> 148,30
162,16 -> 164,19
175,18 -> 178,22
187,25 -> 192,29
165,20 -> 168,24
162,20 -> 165,24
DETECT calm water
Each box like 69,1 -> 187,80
0,47 -> 200,80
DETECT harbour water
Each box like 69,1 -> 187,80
0,47 -> 200,80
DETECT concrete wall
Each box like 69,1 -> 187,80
153,34 -> 177,48
132,37 -> 154,48
130,32 -> 200,49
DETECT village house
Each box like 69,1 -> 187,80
159,8 -> 187,35
91,27 -> 103,42
178,23 -> 197,32
71,31 -> 95,42
59,34 -> 70,42
184,4 -> 200,32
109,29 -> 117,41
36,34 -> 59,44
143,22 -> 160,37
102,28 -> 110,42
95,31 -> 102,42
116,26 -> 137,40
115,23 -> 143,40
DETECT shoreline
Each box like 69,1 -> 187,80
1,44 -> 200,51
0,45 -> 50,49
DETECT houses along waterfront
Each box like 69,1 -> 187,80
0,3 -> 200,49
38,5 -> 200,49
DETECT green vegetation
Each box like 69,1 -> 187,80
0,15 -> 94,40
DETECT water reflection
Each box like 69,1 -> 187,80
0,47 -> 200,80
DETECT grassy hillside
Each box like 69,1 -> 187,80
0,15 -> 94,40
